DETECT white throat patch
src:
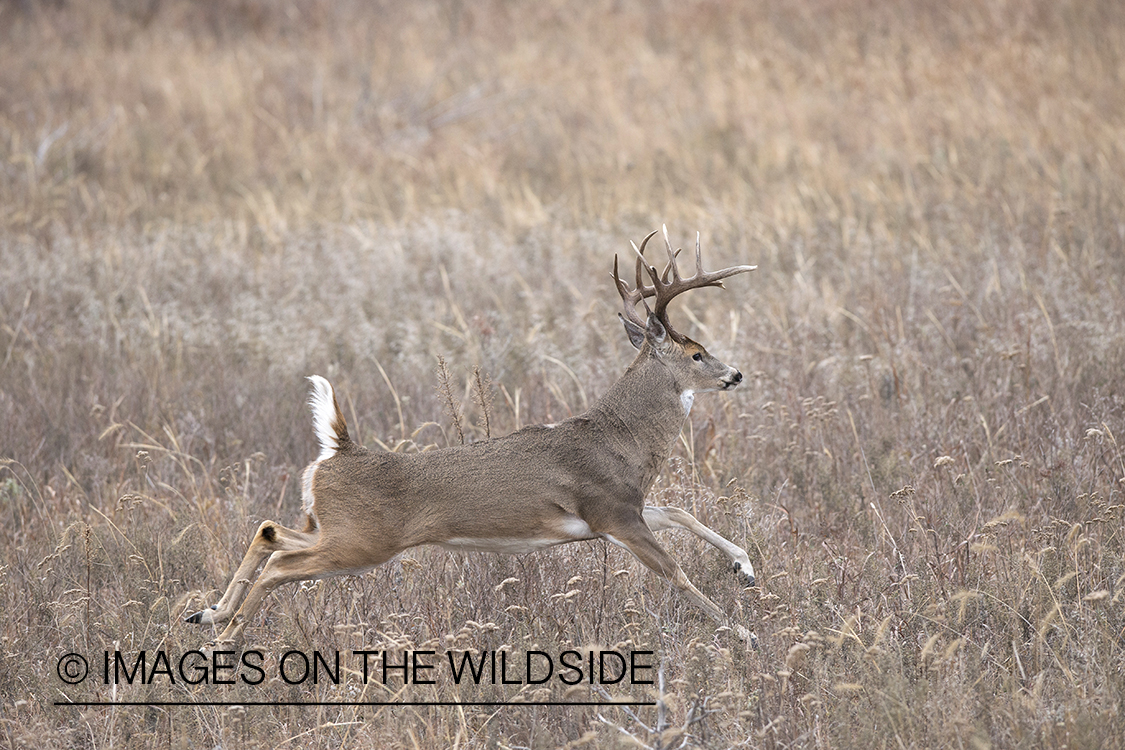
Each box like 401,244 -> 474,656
681,390 -> 695,415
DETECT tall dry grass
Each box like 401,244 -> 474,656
1,0 -> 1124,747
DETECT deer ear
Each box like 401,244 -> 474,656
645,314 -> 669,349
620,314 -> 646,349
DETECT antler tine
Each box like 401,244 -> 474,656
660,248 -> 682,285
631,241 -> 648,301
649,228 -> 758,331
630,230 -> 662,307
662,224 -> 682,283
614,231 -> 660,329
612,254 -> 644,328
695,232 -> 705,278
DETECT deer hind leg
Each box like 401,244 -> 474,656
185,520 -> 317,626
210,540 -> 394,646
642,506 -> 756,587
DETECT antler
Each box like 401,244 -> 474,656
614,226 -> 756,341
613,229 -> 660,330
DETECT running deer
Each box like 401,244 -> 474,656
187,227 -> 758,644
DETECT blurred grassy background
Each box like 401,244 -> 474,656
1,0 -> 1123,747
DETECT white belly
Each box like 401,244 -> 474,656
440,537 -> 568,554
440,516 -> 596,555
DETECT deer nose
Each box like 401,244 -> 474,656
731,370 -> 743,384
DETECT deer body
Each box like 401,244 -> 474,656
187,228 -> 757,644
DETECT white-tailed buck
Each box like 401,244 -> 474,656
187,227 -> 758,644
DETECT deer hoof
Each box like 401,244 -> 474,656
200,638 -> 237,656
733,561 -> 756,588
732,624 -> 760,648
184,604 -> 218,625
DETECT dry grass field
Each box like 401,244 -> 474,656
2,0 -> 1124,747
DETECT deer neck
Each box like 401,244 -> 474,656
589,349 -> 689,491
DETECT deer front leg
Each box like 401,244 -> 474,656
185,520 -> 317,626
607,520 -> 755,644
642,506 -> 756,587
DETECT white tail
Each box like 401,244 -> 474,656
307,375 -> 345,462
187,227 -> 759,645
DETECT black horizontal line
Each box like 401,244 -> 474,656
56,700 -> 655,707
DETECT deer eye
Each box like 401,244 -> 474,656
692,353 -> 703,362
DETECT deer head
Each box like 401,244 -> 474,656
613,225 -> 756,399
